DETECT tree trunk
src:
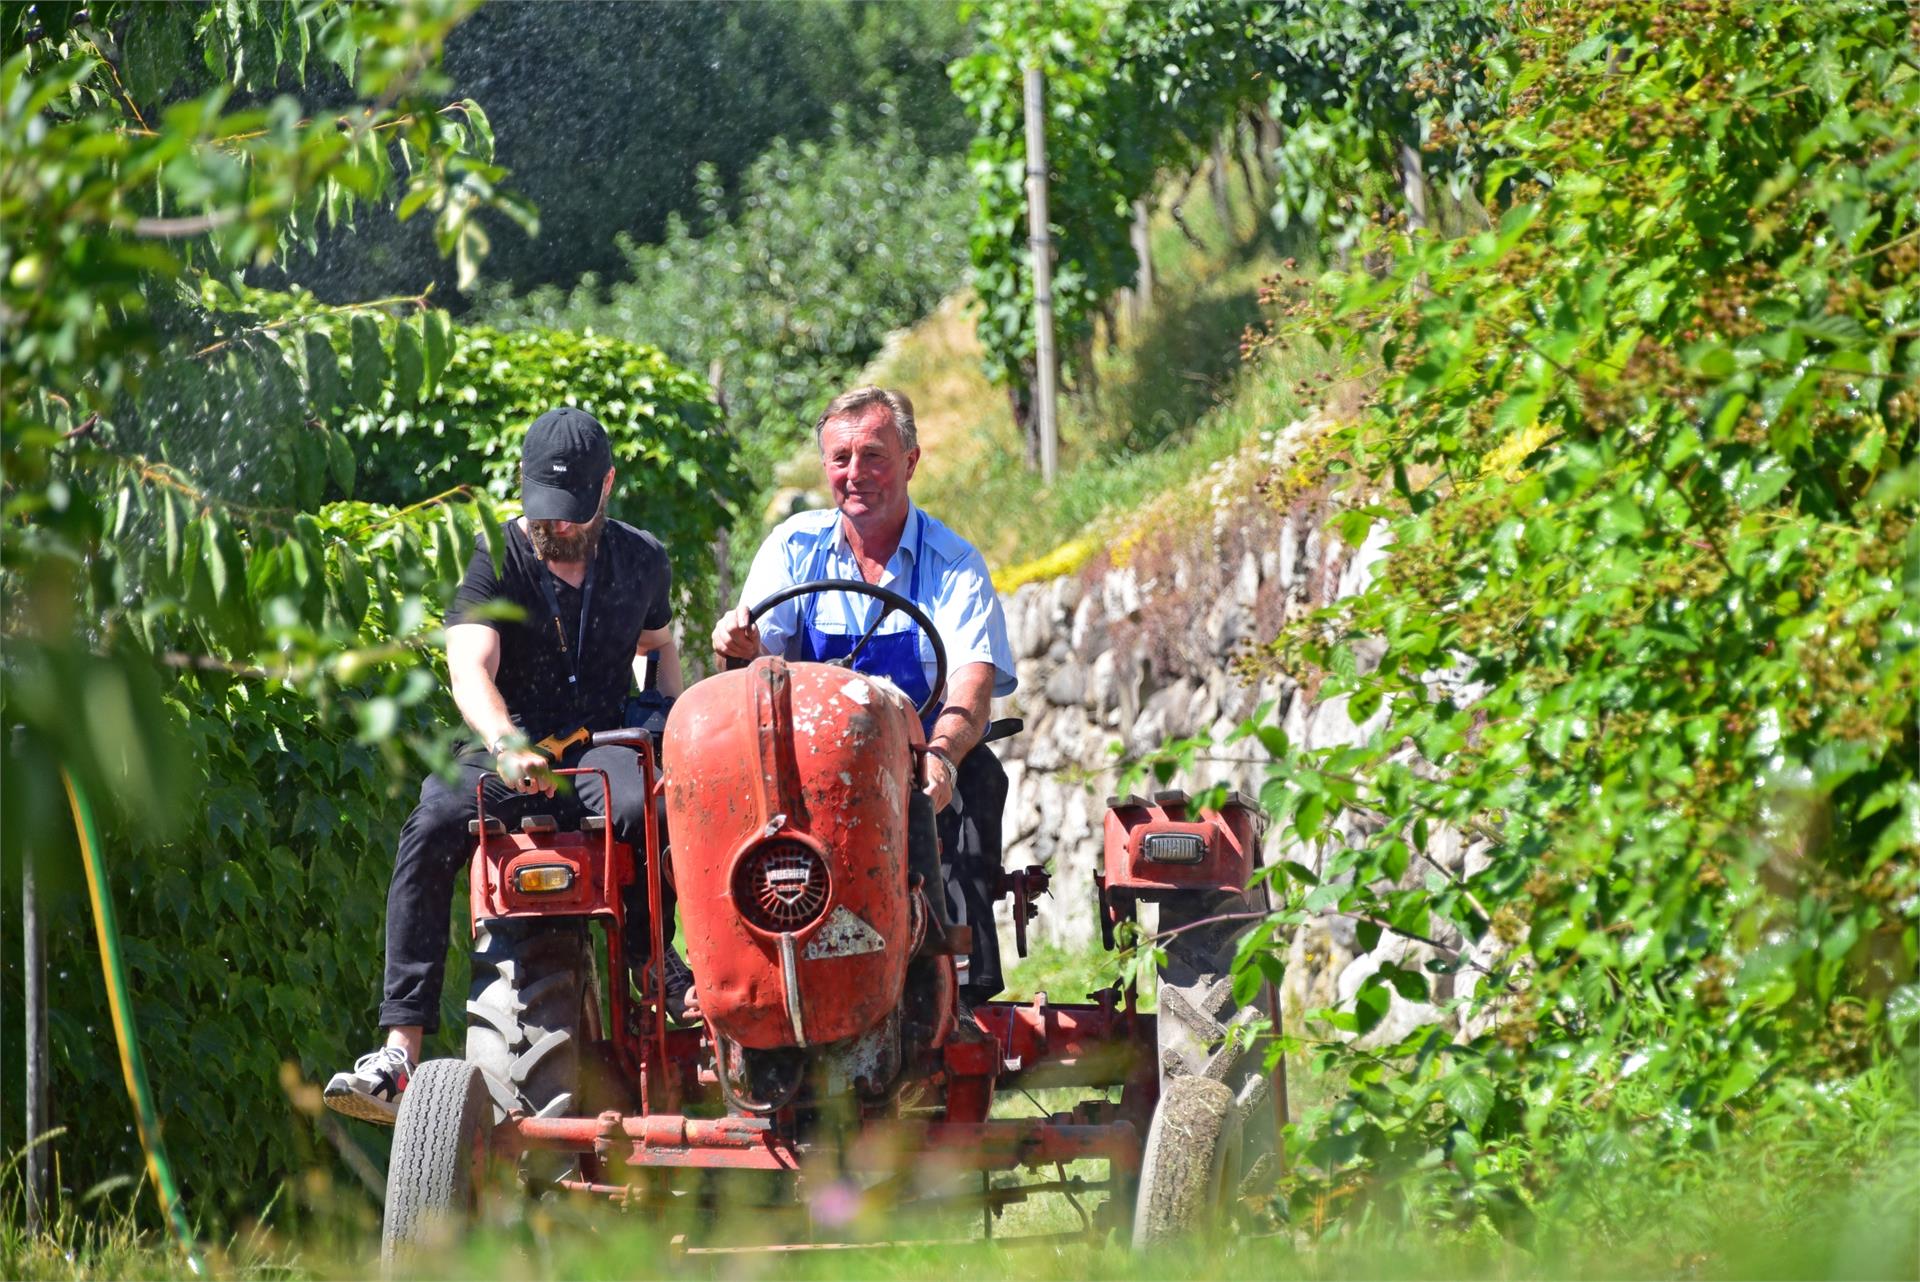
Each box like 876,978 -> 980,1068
1256,106 -> 1281,175
1208,138 -> 1232,232
1008,379 -> 1038,469
1169,167 -> 1207,251
1234,116 -> 1262,209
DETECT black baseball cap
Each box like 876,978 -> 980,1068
521,407 -> 613,523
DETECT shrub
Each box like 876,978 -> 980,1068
337,320 -> 747,626
1198,0 -> 1920,1230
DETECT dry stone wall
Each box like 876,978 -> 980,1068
983,418 -> 1498,1045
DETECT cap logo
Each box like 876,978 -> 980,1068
552,463 -> 568,472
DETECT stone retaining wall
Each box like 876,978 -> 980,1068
983,419 -> 1496,1044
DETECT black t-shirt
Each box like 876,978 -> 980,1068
450,519 -> 672,744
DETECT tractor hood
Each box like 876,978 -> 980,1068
664,657 -> 918,1050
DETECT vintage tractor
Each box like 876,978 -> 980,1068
382,580 -> 1283,1258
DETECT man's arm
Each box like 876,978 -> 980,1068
636,624 -> 684,696
921,660 -> 995,812
447,622 -> 553,795
714,522 -> 805,660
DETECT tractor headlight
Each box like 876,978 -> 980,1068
1141,833 -> 1206,865
514,864 -> 575,894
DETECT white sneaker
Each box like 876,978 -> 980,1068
323,1045 -> 412,1125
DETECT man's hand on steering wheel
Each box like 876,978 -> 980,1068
711,604 -> 763,661
728,578 -> 949,723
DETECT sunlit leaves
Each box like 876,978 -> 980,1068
1219,0 -> 1920,1231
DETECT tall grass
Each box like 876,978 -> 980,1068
10,1061 -> 1912,1279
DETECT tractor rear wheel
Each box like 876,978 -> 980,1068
382,1058 -> 491,1264
1132,1074 -> 1239,1246
465,919 -> 588,1138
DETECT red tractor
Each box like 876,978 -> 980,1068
381,580 -> 1283,1258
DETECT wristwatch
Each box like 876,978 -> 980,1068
925,744 -> 957,773
488,732 -> 527,757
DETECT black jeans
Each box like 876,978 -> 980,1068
379,744 -> 657,1033
939,746 -> 1010,1003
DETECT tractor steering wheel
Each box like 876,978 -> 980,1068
729,578 -> 948,722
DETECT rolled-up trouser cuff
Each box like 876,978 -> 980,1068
378,1000 -> 442,1035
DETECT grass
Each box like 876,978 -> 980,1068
9,1063 -> 1916,1280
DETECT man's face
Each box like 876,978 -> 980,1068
526,472 -> 611,562
820,407 -> 917,525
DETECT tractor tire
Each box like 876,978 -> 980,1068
1150,889 -> 1281,1221
465,919 -> 588,1132
382,1058 -> 491,1266
1131,1075 -> 1240,1247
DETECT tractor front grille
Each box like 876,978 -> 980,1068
735,840 -> 829,932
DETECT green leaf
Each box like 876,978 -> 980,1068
304,330 -> 343,414
1441,1069 -> 1495,1134
325,429 -> 356,498
162,489 -> 182,578
1350,979 -> 1391,1035
393,316 -> 425,403
205,513 -> 233,604
423,308 -> 451,392
349,313 -> 387,406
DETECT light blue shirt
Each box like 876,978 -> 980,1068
738,506 -> 1018,698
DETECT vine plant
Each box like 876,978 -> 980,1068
1164,0 -> 1920,1230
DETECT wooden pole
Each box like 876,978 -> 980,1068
1023,62 -> 1059,483
1128,198 -> 1153,326
1398,139 -> 1430,233
24,849 -> 49,1234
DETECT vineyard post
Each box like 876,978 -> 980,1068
1397,139 -> 1429,232
1023,61 -> 1059,482
1129,198 -> 1153,325
24,837 -> 48,1233
707,354 -> 732,684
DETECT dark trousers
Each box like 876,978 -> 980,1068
379,744 -> 656,1033
939,746 -> 1009,1002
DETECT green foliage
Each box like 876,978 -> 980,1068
12,495 -> 491,1224
335,319 -> 744,624
276,0 -> 974,298
951,0 -> 1493,418
1245,1 -> 1495,250
950,0 -> 1157,401
0,0 -> 553,1224
915,222 -> 1341,569
1150,0 -> 1919,1231
2,0 -> 531,832
480,113 -> 969,488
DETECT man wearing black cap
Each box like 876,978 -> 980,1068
325,407 -> 683,1124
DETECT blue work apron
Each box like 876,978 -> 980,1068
794,520 -> 937,731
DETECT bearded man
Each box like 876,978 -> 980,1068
325,407 -> 682,1123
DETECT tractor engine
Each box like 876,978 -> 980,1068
665,656 -> 929,1109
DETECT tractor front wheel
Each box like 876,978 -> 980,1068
1132,1074 -> 1240,1247
382,1058 -> 491,1264
1139,889 -> 1282,1240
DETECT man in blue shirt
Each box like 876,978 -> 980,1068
712,385 -> 1018,1001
